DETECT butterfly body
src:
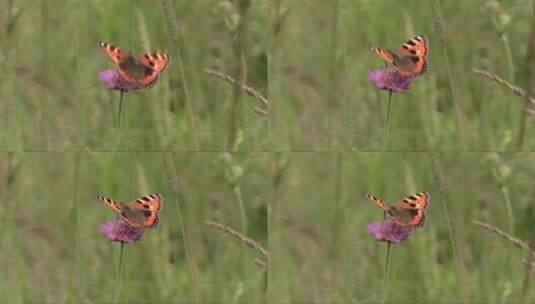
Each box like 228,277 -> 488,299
97,194 -> 162,228
371,35 -> 428,77
99,42 -> 170,88
366,192 -> 429,227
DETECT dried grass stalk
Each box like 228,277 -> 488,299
473,220 -> 533,254
472,68 -> 535,104
205,219 -> 269,267
205,68 -> 269,106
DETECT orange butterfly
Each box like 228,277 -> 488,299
371,35 -> 428,77
99,42 -> 170,87
365,192 -> 430,228
97,194 -> 163,228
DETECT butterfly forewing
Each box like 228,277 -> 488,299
365,193 -> 391,211
131,193 -> 162,211
97,195 -> 125,214
99,42 -> 128,64
395,192 -> 429,210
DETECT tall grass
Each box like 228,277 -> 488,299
268,152 -> 535,302
0,153 -> 267,303
268,0 -> 533,151
0,1 -> 267,151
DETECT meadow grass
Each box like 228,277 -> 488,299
268,0 -> 534,151
2,0 -> 535,303
268,152 -> 535,303
0,0 -> 267,151
0,152 -> 267,303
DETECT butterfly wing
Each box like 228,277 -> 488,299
395,192 -> 429,210
126,194 -> 162,228
131,193 -> 162,211
99,42 -> 128,65
365,193 -> 391,211
391,192 -> 430,227
371,47 -> 395,64
136,52 -> 170,87
97,195 -> 125,214
120,205 -> 159,229
395,35 -> 428,76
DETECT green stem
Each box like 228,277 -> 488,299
501,34 -> 515,83
113,242 -> 125,304
117,91 -> 125,127
383,242 -> 392,303
383,90 -> 393,151
441,48 -> 466,150
115,91 -> 125,151
431,154 -> 468,303
233,185 -> 248,235
500,186 -> 515,235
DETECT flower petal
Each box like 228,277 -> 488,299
367,218 -> 411,243
99,69 -> 141,91
99,219 -> 144,244
368,68 -> 413,92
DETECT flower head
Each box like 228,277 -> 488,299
99,219 -> 144,244
367,218 -> 411,243
368,68 -> 412,92
99,69 -> 141,91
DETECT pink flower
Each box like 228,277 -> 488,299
99,219 -> 144,244
367,218 -> 411,243
368,68 -> 412,92
99,69 -> 141,91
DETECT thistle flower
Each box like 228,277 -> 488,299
368,68 -> 412,92
99,69 -> 141,92
367,218 -> 411,243
99,219 -> 144,244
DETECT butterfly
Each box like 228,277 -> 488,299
365,192 -> 430,228
97,194 -> 163,228
99,42 -> 170,88
371,35 -> 428,77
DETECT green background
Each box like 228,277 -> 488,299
269,0 -> 534,151
269,152 -> 535,303
1,0 -> 267,151
0,152 -> 267,303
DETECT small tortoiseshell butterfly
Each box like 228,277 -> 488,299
97,194 -> 163,228
366,192 -> 430,228
371,35 -> 428,77
99,42 -> 170,87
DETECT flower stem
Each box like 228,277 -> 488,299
117,90 -> 124,127
383,90 -> 393,151
115,91 -> 125,151
113,242 -> 125,304
382,241 -> 392,303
